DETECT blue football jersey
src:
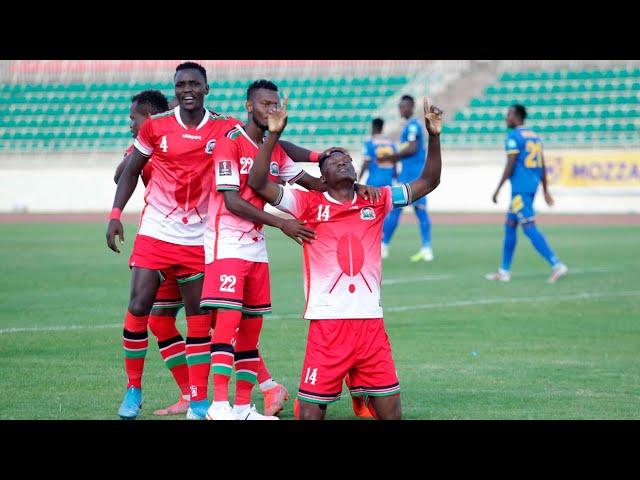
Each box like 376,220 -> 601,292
505,126 -> 544,194
362,136 -> 397,187
398,117 -> 426,182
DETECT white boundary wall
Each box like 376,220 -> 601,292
1,150 -> 638,214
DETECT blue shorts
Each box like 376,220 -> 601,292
507,192 -> 535,224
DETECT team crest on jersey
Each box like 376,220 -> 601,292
205,139 -> 216,154
360,207 -> 376,220
269,161 -> 279,176
219,160 -> 232,176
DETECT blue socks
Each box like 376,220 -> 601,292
501,222 -> 518,271
414,205 -> 431,247
522,222 -> 559,267
382,206 -> 402,245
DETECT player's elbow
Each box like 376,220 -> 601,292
247,174 -> 263,191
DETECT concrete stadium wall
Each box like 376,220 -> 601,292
1,150 -> 638,214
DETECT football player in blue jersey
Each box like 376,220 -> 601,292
359,117 -> 398,187
485,104 -> 568,283
378,95 -> 433,262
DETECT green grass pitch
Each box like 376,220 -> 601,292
0,221 -> 638,419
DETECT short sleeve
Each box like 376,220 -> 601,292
213,137 -> 240,191
133,118 -> 154,157
271,186 -> 309,219
406,123 -> 419,142
505,132 -> 520,155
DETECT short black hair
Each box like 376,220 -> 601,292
175,61 -> 207,83
318,149 -> 347,172
131,90 -> 169,115
511,104 -> 527,120
400,95 -> 415,104
372,118 -> 384,131
247,79 -> 278,100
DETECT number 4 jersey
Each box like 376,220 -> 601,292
133,107 -> 240,245
272,184 -> 411,320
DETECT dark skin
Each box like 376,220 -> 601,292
492,107 -> 554,207
377,98 -> 419,163
221,87 -> 316,246
113,99 -> 180,317
249,97 -> 444,419
114,101 -> 159,184
106,67 -> 211,318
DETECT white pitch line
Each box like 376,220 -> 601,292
2,290 -> 638,335
382,290 -> 640,313
381,266 -> 621,286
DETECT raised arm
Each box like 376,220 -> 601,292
106,148 -> 149,253
248,119 -> 287,205
404,98 -> 443,201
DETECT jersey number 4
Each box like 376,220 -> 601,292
160,136 -> 168,153
317,205 -> 330,221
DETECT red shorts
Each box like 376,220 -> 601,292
152,270 -> 183,310
297,318 -> 400,404
200,258 -> 271,316
129,235 -> 204,282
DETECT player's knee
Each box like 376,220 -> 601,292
148,314 -> 179,339
521,221 -> 537,237
373,396 -> 402,420
128,296 -> 154,317
505,219 -> 518,228
298,401 -> 326,420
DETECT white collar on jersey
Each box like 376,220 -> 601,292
234,123 -> 260,149
323,190 -> 357,205
174,106 -> 210,131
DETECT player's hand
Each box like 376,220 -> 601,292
424,97 -> 443,136
544,190 -> 554,206
492,191 -> 499,204
280,219 -> 316,245
106,219 -> 125,253
267,94 -> 288,134
319,146 -> 349,162
355,184 -> 381,204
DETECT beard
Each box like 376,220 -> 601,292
252,112 -> 269,131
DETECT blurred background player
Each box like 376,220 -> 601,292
378,95 -> 433,262
485,104 -> 568,283
248,95 -> 443,420
359,117 -> 398,187
114,90 -> 191,416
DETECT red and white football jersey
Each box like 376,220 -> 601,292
123,144 -> 153,187
205,124 -> 305,264
273,184 -> 411,319
133,107 -> 240,245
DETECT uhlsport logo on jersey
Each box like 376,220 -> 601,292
269,161 -> 279,176
205,139 -> 216,154
360,207 -> 376,220
219,160 -> 232,176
